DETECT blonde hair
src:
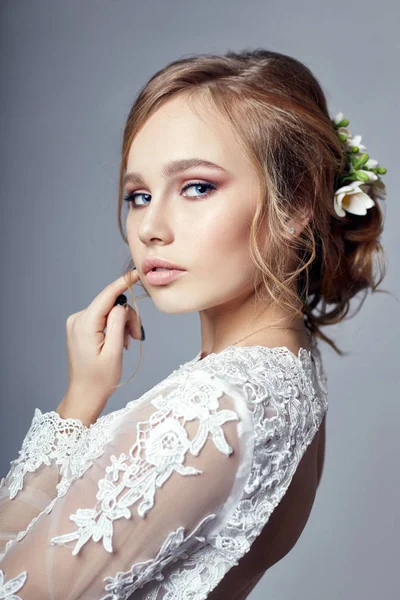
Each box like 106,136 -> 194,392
115,48 -> 390,386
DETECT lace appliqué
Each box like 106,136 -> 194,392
0,409 -> 88,501
0,410 -> 121,560
0,387 -> 185,559
101,514 -> 217,599
47,369 -> 239,597
131,546 -> 231,600
0,568 -> 26,600
189,345 -> 328,564
0,338 -> 328,600
122,341 -> 329,599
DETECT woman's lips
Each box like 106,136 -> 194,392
145,269 -> 187,285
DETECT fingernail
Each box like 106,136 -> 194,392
114,294 -> 127,307
140,324 -> 145,341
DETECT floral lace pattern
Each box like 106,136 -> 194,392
0,409 -> 88,501
101,338 -> 329,599
48,370 -> 240,557
0,335 -> 328,599
101,514 -> 217,599
0,568 -> 26,600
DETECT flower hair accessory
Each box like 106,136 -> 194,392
331,113 -> 387,218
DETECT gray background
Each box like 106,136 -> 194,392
1,1 -> 398,598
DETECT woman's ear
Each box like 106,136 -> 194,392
288,209 -> 312,236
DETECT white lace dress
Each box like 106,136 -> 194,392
0,336 -> 328,599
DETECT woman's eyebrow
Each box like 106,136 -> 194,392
123,158 -> 228,187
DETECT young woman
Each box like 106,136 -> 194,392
0,49 -> 387,599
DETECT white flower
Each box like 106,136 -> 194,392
365,158 -> 378,169
332,112 -> 345,125
364,170 -> 378,182
337,126 -> 353,142
333,180 -> 375,217
348,134 -> 367,153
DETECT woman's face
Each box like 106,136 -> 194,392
124,93 -> 262,315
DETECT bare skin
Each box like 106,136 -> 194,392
124,92 -> 310,355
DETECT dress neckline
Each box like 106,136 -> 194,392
179,332 -> 328,401
192,328 -> 316,366
191,341 -> 315,367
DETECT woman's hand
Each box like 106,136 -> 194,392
57,269 -> 142,425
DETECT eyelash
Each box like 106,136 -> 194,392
123,181 -> 218,208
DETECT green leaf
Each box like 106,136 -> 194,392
337,118 -> 350,128
377,167 -> 387,174
338,133 -> 348,142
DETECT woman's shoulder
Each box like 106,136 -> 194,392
181,336 -> 328,404
93,334 -> 328,442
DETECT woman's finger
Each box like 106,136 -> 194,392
124,328 -> 130,350
102,304 -> 129,356
85,269 -> 141,331
124,304 -> 142,341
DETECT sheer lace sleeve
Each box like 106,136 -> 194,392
0,369 -> 254,599
0,409 -> 89,559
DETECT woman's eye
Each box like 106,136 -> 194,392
181,181 -> 217,198
123,181 -> 217,208
123,192 -> 151,208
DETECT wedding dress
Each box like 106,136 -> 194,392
0,333 -> 328,599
